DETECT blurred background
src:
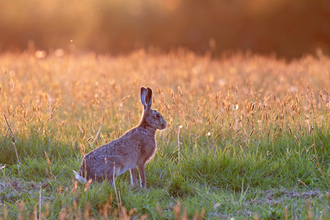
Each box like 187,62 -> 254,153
0,0 -> 329,59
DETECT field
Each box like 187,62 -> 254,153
1,50 -> 330,219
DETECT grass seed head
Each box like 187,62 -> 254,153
58,206 -> 67,220
84,179 -> 93,192
84,202 -> 91,220
173,200 -> 181,220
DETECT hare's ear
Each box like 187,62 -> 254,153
140,87 -> 148,109
146,87 -> 152,108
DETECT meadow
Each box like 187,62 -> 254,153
0,49 -> 330,219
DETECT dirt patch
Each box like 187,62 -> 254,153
252,188 -> 322,206
10,180 -> 24,191
0,179 -> 50,195
282,188 -> 320,199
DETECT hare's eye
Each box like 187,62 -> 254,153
155,113 -> 161,118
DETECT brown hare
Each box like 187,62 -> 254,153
74,87 -> 167,189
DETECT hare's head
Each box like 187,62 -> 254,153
139,87 -> 167,130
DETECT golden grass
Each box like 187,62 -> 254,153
1,50 -> 330,146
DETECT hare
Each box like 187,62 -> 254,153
73,87 -> 167,189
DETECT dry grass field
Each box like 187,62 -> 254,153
1,50 -> 330,219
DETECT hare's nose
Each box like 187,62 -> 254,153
162,122 -> 167,129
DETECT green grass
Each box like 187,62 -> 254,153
1,126 -> 330,219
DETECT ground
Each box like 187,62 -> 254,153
1,50 -> 330,219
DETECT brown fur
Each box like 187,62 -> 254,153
78,87 -> 167,188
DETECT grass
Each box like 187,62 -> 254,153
0,50 -> 330,219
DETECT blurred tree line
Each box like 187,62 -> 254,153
0,0 -> 329,58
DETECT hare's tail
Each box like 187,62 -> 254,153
73,170 -> 87,183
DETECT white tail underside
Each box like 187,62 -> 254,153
73,170 -> 87,184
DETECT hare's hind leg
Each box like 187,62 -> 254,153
130,168 -> 138,186
104,164 -> 117,185
137,163 -> 146,189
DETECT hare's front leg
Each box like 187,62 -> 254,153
137,163 -> 146,189
130,168 -> 138,186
